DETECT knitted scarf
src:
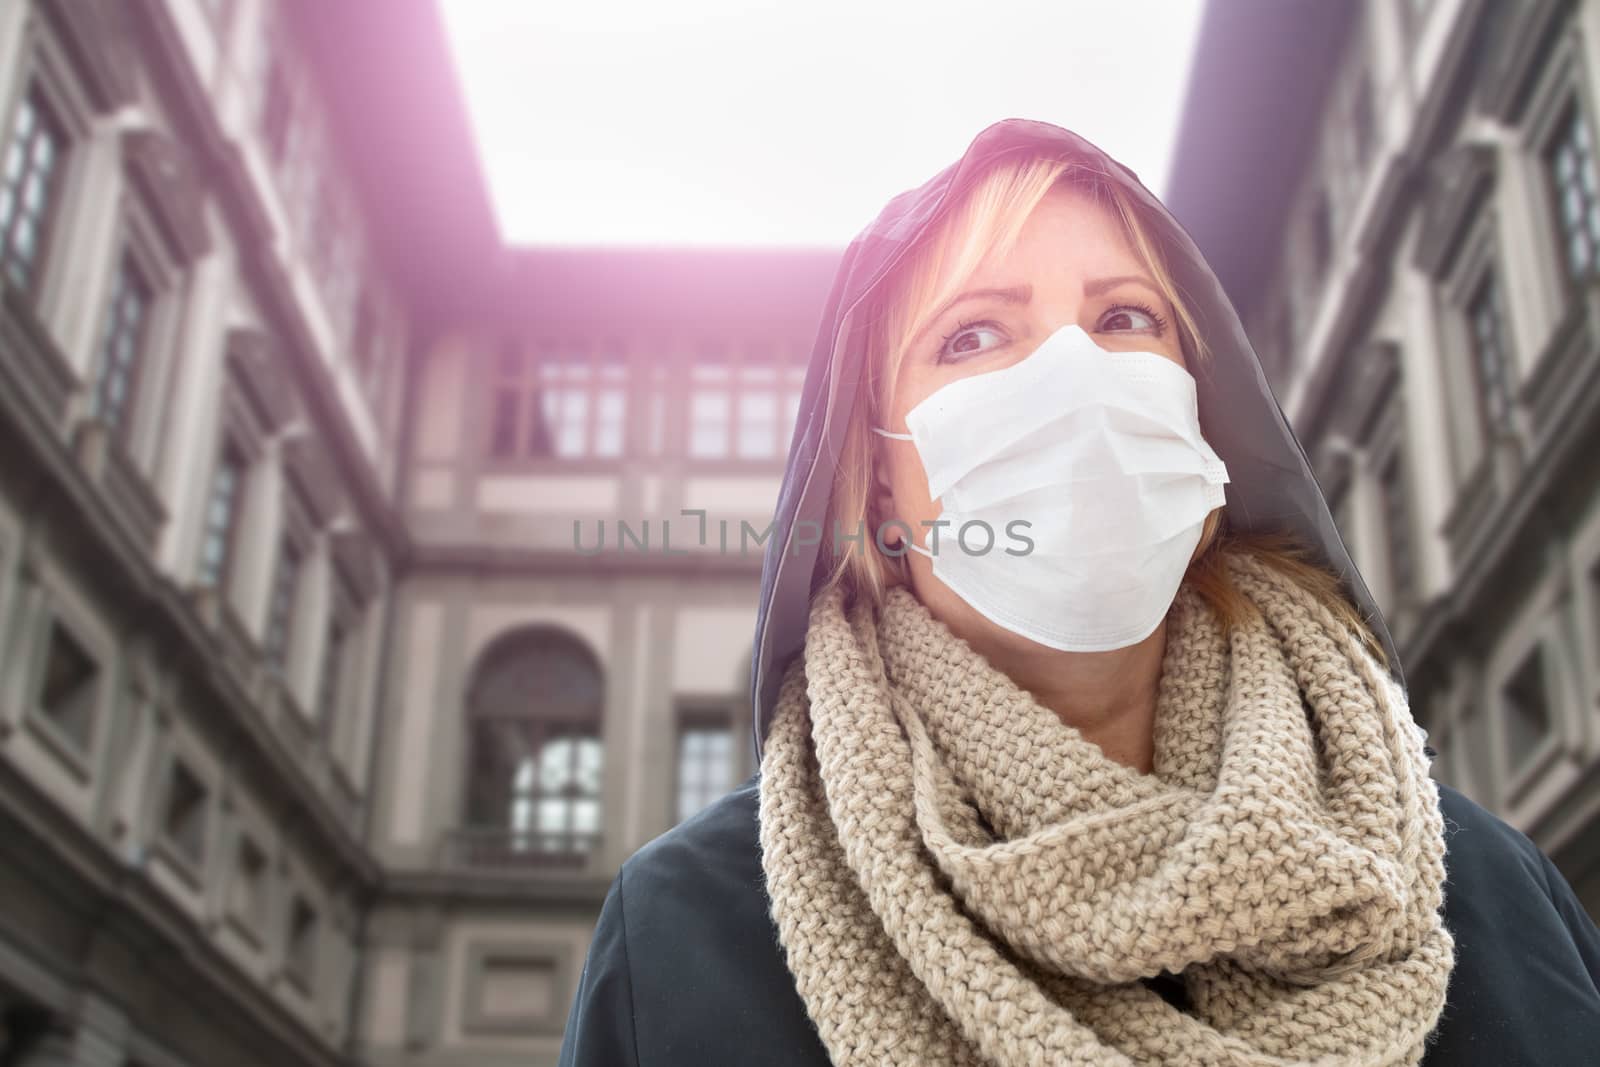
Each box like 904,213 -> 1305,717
757,549 -> 1455,1066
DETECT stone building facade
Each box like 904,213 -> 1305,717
0,1 -> 836,1065
1168,0 -> 1600,918
3,2 -> 1597,1066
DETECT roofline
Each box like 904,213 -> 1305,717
289,0 -> 502,321
1163,0 -> 1357,314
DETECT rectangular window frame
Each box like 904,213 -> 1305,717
1437,210 -> 1520,481
197,435 -> 251,594
157,753 -> 211,878
23,604 -> 106,779
1374,441 -> 1417,614
484,337 -> 632,468
0,77 -> 73,299
1464,268 -> 1516,443
262,498 -> 311,675
1483,596 -> 1573,814
283,891 -> 320,995
90,179 -> 187,467
226,831 -> 272,945
1519,33 -> 1600,310
89,248 -> 154,442
1538,93 -> 1600,290
313,563 -> 361,741
683,339 -> 807,468
672,698 -> 744,825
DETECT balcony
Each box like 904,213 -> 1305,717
440,827 -> 604,874
0,282 -> 79,433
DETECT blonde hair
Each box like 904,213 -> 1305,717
816,149 -> 1388,665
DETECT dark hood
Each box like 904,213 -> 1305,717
748,117 -> 1402,758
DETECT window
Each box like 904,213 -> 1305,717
736,368 -> 782,459
0,86 -> 69,293
264,537 -> 303,670
688,342 -> 805,460
465,629 -> 604,858
198,442 -> 247,588
91,253 -> 153,437
1466,272 -> 1514,434
230,837 -> 268,929
35,620 -> 99,751
645,367 -> 668,456
1502,646 -> 1552,770
676,716 -> 734,823
489,341 -> 627,460
161,759 -> 209,867
285,895 -> 318,990
1379,452 -> 1415,607
1543,96 -> 1600,285
508,735 -> 602,850
688,363 -> 731,459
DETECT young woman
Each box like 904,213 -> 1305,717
559,119 -> 1600,1066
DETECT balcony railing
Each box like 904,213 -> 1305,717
441,827 -> 602,873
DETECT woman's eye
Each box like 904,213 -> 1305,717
936,319 -> 1006,363
1099,301 -> 1168,334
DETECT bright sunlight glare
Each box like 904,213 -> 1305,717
439,0 -> 1205,248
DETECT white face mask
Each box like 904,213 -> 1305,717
873,323 -> 1229,652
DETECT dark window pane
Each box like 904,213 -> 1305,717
464,630 -> 603,856
1546,97 -> 1600,284
1467,273 -> 1513,432
0,87 -> 68,294
162,760 -> 209,865
199,444 -> 246,588
93,254 -> 153,436
230,837 -> 268,927
264,538 -> 302,669
37,621 -> 99,750
286,896 -> 318,989
676,719 -> 733,823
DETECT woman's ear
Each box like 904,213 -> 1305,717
869,445 -> 902,547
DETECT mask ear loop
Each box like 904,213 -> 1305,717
869,427 -> 933,559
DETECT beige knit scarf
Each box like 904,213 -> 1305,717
758,549 -> 1455,1066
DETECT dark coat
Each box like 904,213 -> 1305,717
559,773 -> 1600,1066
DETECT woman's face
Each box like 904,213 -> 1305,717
874,184 -> 1189,646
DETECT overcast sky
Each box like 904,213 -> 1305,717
439,0 -> 1207,248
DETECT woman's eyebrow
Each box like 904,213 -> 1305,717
913,284 -> 1032,346
1083,273 -> 1160,298
913,274 -> 1163,347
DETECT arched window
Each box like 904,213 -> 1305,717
464,628 -> 603,861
